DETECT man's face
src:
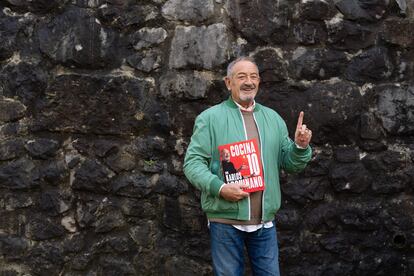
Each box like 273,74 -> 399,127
224,60 -> 260,107
222,149 -> 231,161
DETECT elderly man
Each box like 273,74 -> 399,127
184,56 -> 312,276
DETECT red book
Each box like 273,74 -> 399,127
218,139 -> 265,193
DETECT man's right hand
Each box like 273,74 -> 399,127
219,183 -> 249,202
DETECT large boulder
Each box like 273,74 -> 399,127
382,18 -> 414,48
31,74 -> 162,135
374,84 -> 414,135
345,47 -> 394,83
161,0 -> 215,22
2,0 -> 67,13
326,17 -> 379,50
0,62 -> 48,106
304,81 -> 363,144
159,70 -> 215,99
38,8 -> 120,69
289,47 -> 348,80
0,10 -> 21,61
225,0 -> 292,43
252,48 -> 288,83
335,0 -> 389,22
169,23 -> 231,70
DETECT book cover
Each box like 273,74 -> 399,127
218,139 -> 265,193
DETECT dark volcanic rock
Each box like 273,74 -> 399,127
0,158 -> 40,190
97,3 -> 159,29
326,18 -> 379,50
26,243 -> 64,275
92,235 -> 136,253
282,176 -> 329,204
75,198 -> 100,228
0,97 -> 26,122
0,12 -> 20,61
360,112 -> 383,140
253,48 -> 288,83
39,159 -> 68,185
290,47 -> 348,80
334,147 -> 359,163
25,138 -> 59,159
38,8 -> 120,69
37,189 -> 70,215
169,23 -> 231,70
105,150 -> 136,173
225,0 -> 291,43
345,47 -> 394,83
339,202 -> 382,231
130,27 -> 168,50
165,255 -> 211,276
26,217 -> 65,240
72,159 -> 115,193
329,162 -> 372,193
294,21 -> 327,45
362,151 -> 410,193
160,70 -> 214,99
2,0 -> 67,13
320,234 -> 350,254
97,256 -> 136,275
112,173 -> 154,198
120,197 -> 158,219
375,84 -> 414,135
335,0 -> 389,22
0,234 -> 29,260
0,62 -> 48,106
72,0 -> 105,8
382,18 -> 414,48
154,173 -> 188,196
4,193 -> 34,210
33,74 -> 159,135
297,0 -> 333,20
275,209 -> 301,230
129,220 -> 155,248
94,208 -> 126,233
72,138 -> 119,158
161,0 -> 214,22
126,50 -> 162,73
0,139 -> 25,161
304,81 -> 363,144
132,136 -> 168,159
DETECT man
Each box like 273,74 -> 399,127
184,56 -> 312,276
220,148 -> 248,183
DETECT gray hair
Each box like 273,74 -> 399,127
226,56 -> 258,77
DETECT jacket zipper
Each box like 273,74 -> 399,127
238,108 -> 251,220
252,112 -> 265,224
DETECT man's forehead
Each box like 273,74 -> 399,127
232,61 -> 259,74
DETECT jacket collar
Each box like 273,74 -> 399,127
225,96 -> 261,112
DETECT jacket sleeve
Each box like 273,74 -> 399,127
279,120 -> 312,173
183,115 -> 224,197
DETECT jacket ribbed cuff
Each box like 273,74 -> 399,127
210,178 -> 225,197
293,144 -> 311,155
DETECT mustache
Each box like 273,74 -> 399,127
240,84 -> 256,90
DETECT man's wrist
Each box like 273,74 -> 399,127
295,143 -> 307,149
218,183 -> 226,197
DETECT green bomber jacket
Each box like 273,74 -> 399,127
183,97 -> 312,222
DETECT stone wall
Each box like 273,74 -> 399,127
0,0 -> 413,275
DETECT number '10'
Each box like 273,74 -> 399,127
246,153 -> 260,175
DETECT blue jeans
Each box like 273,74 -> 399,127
209,222 -> 280,276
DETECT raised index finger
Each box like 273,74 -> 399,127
297,111 -> 304,129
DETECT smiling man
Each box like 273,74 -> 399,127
184,56 -> 313,276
